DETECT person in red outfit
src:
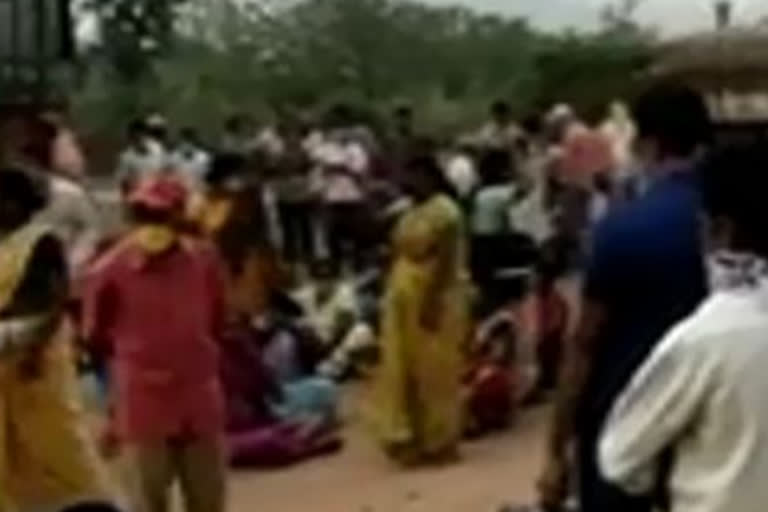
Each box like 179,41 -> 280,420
83,177 -> 228,512
464,321 -> 518,438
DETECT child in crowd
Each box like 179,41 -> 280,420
465,281 -> 540,438
469,245 -> 570,418
221,294 -> 342,469
464,322 -> 519,437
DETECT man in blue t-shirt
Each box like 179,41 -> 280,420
538,84 -> 712,512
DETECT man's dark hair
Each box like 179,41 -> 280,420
521,113 -> 543,136
127,119 -> 146,138
478,149 -> 514,185
327,103 -> 353,128
225,115 -> 249,133
205,152 -> 247,187
491,100 -> 512,119
699,142 -> 768,257
394,104 -> 413,120
632,82 -> 712,157
58,502 -> 122,512
0,166 -> 48,219
405,152 -> 455,196
309,258 -> 341,280
179,126 -> 198,141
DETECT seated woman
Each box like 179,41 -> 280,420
464,322 -> 518,437
474,285 -> 540,401
255,296 -> 339,426
198,164 -> 342,467
220,315 -> 342,469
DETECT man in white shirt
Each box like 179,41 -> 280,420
477,100 -> 523,150
600,143 -> 768,512
168,127 -> 211,192
442,144 -> 478,201
293,259 -> 360,349
117,120 -> 167,191
220,115 -> 257,156
310,129 -> 371,268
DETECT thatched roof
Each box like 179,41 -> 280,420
653,28 -> 768,89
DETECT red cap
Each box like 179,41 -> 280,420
128,176 -> 187,212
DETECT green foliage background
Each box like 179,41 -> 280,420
73,0 -> 654,140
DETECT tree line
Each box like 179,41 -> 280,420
74,0 -> 654,137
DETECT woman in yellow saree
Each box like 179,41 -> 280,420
371,154 -> 470,465
0,166 -> 112,512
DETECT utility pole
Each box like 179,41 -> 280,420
715,0 -> 733,29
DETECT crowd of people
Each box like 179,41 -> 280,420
108,98 -> 615,470
6,79 -> 768,512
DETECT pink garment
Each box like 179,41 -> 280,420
559,124 -> 614,186
312,141 -> 369,203
83,238 -> 227,442
229,423 -> 342,468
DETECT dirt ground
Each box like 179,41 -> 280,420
226,398 -> 548,512
223,277 -> 581,512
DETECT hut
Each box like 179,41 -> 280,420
652,23 -> 768,143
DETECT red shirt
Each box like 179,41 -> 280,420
83,237 -> 226,442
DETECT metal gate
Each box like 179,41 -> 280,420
0,0 -> 74,104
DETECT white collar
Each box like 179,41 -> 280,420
708,250 -> 768,292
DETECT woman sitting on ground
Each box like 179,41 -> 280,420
469,286 -> 540,418
194,155 -> 341,467
464,321 -> 519,437
220,297 -> 341,468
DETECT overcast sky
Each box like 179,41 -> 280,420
422,0 -> 766,34
75,0 -> 767,42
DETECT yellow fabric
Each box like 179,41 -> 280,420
227,249 -> 282,318
195,197 -> 234,238
133,224 -> 178,254
0,225 -> 112,512
193,194 -> 284,319
0,224 -> 51,312
370,194 -> 470,459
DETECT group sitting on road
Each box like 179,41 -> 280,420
9,81 -> 765,512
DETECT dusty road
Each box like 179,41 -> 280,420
225,277 -> 580,512
226,403 -> 548,512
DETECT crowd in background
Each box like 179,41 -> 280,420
7,80 -> 766,512
95,95 -> 636,501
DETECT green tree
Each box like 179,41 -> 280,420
73,0 -> 655,148
83,0 -> 189,80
